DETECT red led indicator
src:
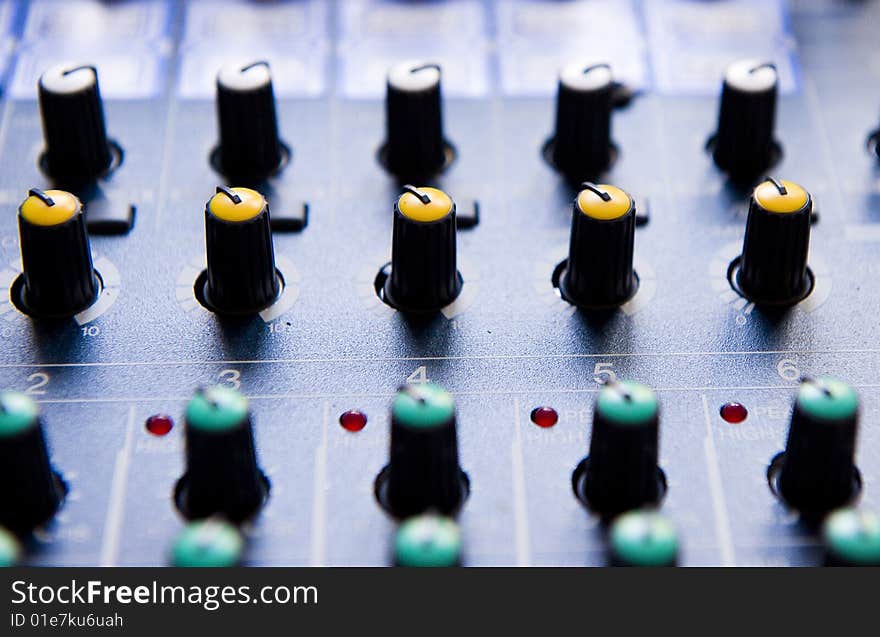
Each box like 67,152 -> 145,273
720,402 -> 748,424
530,406 -> 558,428
145,414 -> 174,436
340,410 -> 368,432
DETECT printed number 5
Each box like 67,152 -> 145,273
594,363 -> 616,385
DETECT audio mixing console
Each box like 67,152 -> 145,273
0,0 -> 879,568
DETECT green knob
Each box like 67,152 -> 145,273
172,519 -> 244,567
395,514 -> 461,567
0,527 -> 22,567
186,386 -> 249,432
823,508 -> 880,566
597,381 -> 658,426
610,510 -> 678,567
392,383 -> 455,430
796,377 -> 857,422
0,391 -> 39,438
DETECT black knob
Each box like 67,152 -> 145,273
38,63 -> 113,183
736,177 -> 812,305
711,59 -> 779,180
777,377 -> 859,515
0,391 -> 64,534
382,61 -> 448,181
822,508 -> 880,566
560,182 -> 636,308
215,61 -> 285,182
16,189 -> 98,318
380,383 -> 467,518
201,186 -> 280,314
384,185 -> 461,312
578,381 -> 661,516
549,62 -> 615,183
177,385 -> 267,522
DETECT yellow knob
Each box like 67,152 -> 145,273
576,184 -> 632,220
397,187 -> 453,223
208,187 -> 266,222
19,189 -> 81,226
753,179 -> 809,214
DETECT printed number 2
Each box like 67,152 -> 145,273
25,372 -> 50,395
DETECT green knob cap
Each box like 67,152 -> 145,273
609,510 -> 678,567
796,377 -> 858,422
0,391 -> 39,437
823,508 -> 880,566
597,381 -> 658,426
172,519 -> 244,567
186,385 -> 249,432
392,383 -> 455,430
0,527 -> 22,567
395,514 -> 461,567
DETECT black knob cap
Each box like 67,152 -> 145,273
578,381 -> 661,516
382,61 -> 448,181
822,508 -> 880,566
178,385 -> 267,522
737,178 -> 812,305
711,59 -> 779,180
380,384 -> 467,518
202,186 -> 280,314
38,63 -> 113,183
777,378 -> 859,515
0,391 -> 64,534
560,182 -> 636,308
384,185 -> 461,312
549,62 -> 615,183
215,61 -> 285,182
17,189 -> 98,318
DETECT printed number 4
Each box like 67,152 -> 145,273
406,366 -> 429,385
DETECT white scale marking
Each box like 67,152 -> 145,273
3,348 -> 880,369
511,397 -> 531,566
99,405 -> 136,567
309,401 -> 329,566
702,395 -> 736,566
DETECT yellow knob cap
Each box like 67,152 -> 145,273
19,189 -> 81,226
753,179 -> 809,214
576,184 -> 632,220
208,187 -> 266,222
397,187 -> 453,223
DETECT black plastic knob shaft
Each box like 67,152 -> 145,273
777,378 -> 859,515
215,61 -> 284,182
179,385 -> 266,522
580,381 -> 661,516
711,60 -> 778,181
385,185 -> 461,312
560,183 -> 636,308
38,64 -> 113,183
0,391 -> 63,534
383,61 -> 447,181
737,178 -> 812,305
384,384 -> 466,518
203,186 -> 280,314
550,62 -> 615,183
17,189 -> 98,318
